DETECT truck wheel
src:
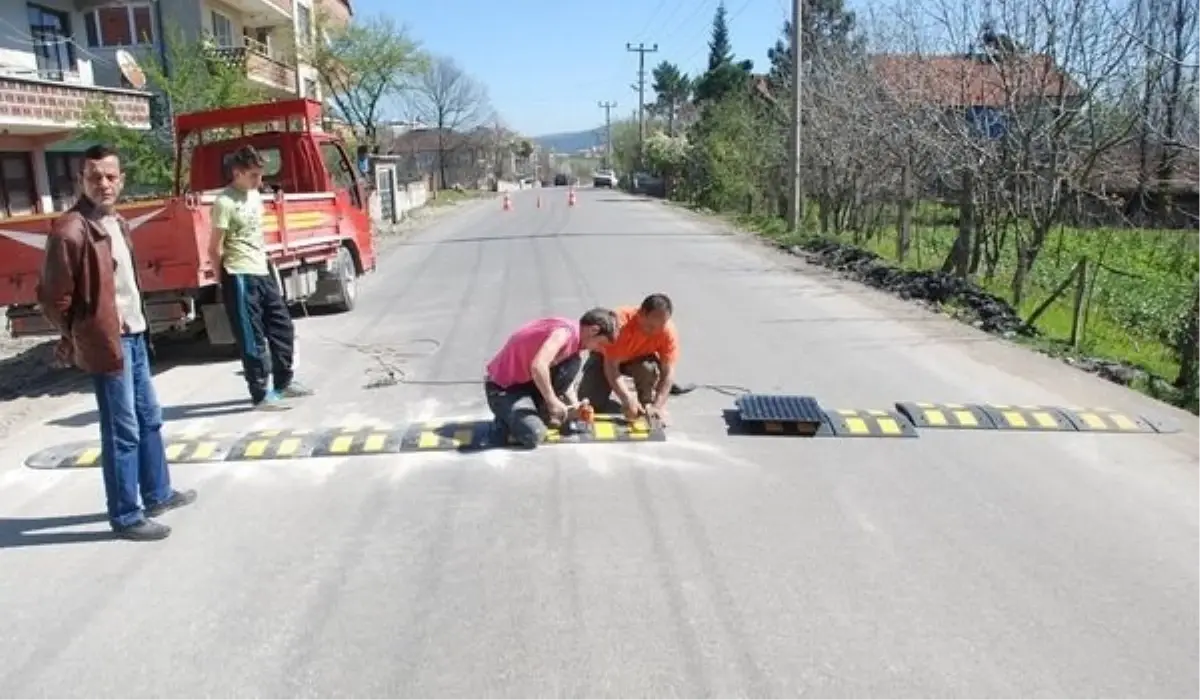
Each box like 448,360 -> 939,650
329,247 -> 358,312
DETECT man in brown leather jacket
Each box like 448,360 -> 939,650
38,144 -> 197,542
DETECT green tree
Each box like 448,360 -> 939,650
693,1 -> 754,105
650,61 -> 692,136
78,25 -> 267,193
681,93 -> 779,212
767,0 -> 862,97
306,12 -> 427,149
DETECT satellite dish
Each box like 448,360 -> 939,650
115,49 -> 146,90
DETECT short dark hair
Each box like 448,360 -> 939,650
640,293 -> 673,315
579,307 -> 617,341
227,145 -> 265,172
80,144 -> 119,172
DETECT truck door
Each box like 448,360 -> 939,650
319,143 -> 364,211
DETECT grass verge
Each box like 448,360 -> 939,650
715,206 -> 1197,414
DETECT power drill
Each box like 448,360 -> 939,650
560,400 -> 595,436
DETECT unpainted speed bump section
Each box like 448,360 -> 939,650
25,417 -> 667,470
733,394 -> 918,438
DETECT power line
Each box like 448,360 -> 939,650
626,41 -> 659,166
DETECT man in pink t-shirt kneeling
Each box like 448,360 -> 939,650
485,308 -> 618,448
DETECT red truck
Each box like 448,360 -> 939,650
0,98 -> 375,347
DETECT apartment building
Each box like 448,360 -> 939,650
0,0 -> 350,220
0,2 -> 150,217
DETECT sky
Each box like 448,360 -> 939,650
356,0 -> 795,136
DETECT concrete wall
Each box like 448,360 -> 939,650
367,160 -> 430,226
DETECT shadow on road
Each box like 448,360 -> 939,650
0,334 -> 243,404
47,398 -> 250,428
0,512 -> 114,549
399,231 -> 734,246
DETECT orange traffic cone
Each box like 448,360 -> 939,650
567,188 -> 577,207
502,193 -> 512,211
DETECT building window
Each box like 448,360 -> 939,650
27,4 -> 75,81
210,11 -> 234,46
45,153 -> 83,213
83,5 -> 153,47
304,78 -> 318,98
296,4 -> 312,46
0,153 -> 37,218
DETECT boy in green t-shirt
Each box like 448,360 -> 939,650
209,145 -> 313,409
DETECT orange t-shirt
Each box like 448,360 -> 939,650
600,306 -> 680,365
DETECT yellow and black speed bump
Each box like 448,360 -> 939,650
1057,407 -> 1169,433
820,408 -> 919,438
895,402 -> 998,429
977,404 -> 1079,431
25,416 -> 667,469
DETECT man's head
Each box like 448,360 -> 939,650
79,144 -> 123,212
637,293 -> 673,335
578,307 -> 618,351
228,145 -> 265,191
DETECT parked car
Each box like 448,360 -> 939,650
593,169 -> 617,188
554,173 -> 569,186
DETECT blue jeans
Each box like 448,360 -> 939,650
91,334 -> 173,529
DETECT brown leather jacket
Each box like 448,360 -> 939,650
37,197 -> 152,375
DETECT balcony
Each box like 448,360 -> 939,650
215,0 -> 293,25
0,73 -> 150,134
209,42 -> 297,95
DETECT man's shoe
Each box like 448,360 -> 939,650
114,519 -> 171,541
145,489 -> 198,518
253,390 -> 292,411
277,381 -> 314,399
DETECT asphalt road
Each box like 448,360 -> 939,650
0,187 -> 1196,698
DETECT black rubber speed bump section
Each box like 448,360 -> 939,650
896,402 -> 998,429
978,405 -> 1077,431
735,394 -> 825,436
1057,407 -> 1167,433
822,408 -> 919,437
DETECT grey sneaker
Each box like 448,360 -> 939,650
253,390 -> 292,411
114,519 -> 171,541
277,381 -> 314,399
145,489 -> 198,518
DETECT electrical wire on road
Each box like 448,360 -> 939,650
309,334 -> 752,397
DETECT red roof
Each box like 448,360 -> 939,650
869,53 -> 1082,109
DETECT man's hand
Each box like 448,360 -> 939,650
51,336 -> 73,368
621,396 -> 645,421
545,396 -> 570,426
646,404 -> 669,427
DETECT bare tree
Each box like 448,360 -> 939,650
306,13 -> 426,150
409,55 -> 492,188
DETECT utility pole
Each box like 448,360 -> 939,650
786,0 -> 804,232
626,41 -> 658,166
597,100 -> 617,169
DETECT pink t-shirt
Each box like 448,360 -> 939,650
486,317 -> 580,388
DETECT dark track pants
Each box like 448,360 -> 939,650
222,270 -> 295,403
485,354 -> 582,447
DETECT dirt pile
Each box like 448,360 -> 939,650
787,238 -> 1033,337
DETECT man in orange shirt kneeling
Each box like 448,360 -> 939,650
577,293 -> 687,424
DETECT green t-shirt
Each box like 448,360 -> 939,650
212,186 -> 268,276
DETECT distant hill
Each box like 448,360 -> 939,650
533,128 -> 603,154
